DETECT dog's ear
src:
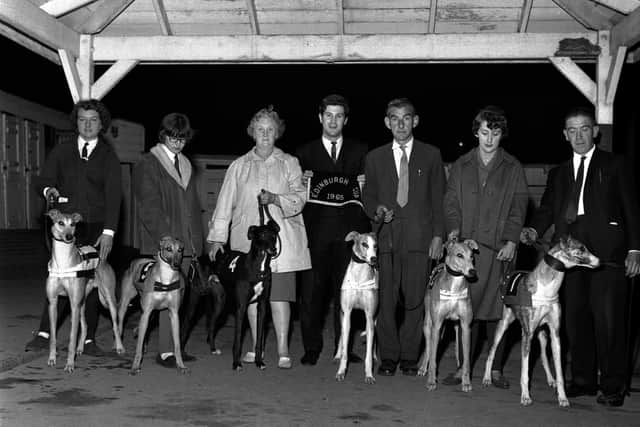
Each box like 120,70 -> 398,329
344,231 -> 359,242
46,209 -> 60,220
71,212 -> 83,224
464,239 -> 479,252
267,219 -> 280,234
247,225 -> 257,241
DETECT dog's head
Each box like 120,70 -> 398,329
345,231 -> 378,267
47,209 -> 82,243
247,219 -> 280,257
158,235 -> 185,270
444,237 -> 478,279
550,236 -> 600,269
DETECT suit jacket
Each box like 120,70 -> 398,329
296,138 -> 370,247
34,136 -> 122,231
362,140 -> 446,254
530,148 -> 640,263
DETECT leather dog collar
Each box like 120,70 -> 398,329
445,264 -> 465,277
543,253 -> 566,272
153,280 -> 181,292
351,253 -> 368,264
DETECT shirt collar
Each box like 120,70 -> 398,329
160,143 -> 177,161
573,145 -> 596,162
78,136 -> 98,146
322,136 -> 343,145
393,138 -> 413,151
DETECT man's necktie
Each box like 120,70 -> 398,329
565,155 -> 586,224
81,142 -> 89,160
174,154 -> 182,179
396,144 -> 409,207
331,141 -> 337,164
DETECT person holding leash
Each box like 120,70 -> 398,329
296,94 -> 370,366
522,106 -> 640,407
441,105 -> 529,388
25,99 -> 122,356
132,112 -> 204,368
362,97 -> 445,376
208,106 -> 311,369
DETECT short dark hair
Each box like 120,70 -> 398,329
70,99 -> 111,133
386,98 -> 415,116
472,105 -> 508,137
318,94 -> 350,116
247,106 -> 286,140
564,106 -> 595,125
158,112 -> 194,142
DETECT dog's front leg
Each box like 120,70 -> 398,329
255,293 -> 268,370
65,301 -> 81,373
77,299 -> 87,355
130,307 -> 152,375
335,301 -> 351,382
206,280 -> 226,355
549,306 -> 569,407
460,319 -> 472,392
169,303 -> 188,374
100,283 -> 125,355
417,301 -> 432,376
363,306 -> 376,384
520,331 -> 533,406
426,313 -> 443,391
47,292 -> 58,368
232,298 -> 248,371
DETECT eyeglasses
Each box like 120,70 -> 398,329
167,136 -> 187,145
565,126 -> 593,135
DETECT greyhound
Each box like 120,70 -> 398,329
335,231 -> 379,384
418,237 -> 478,392
45,209 -> 122,372
118,236 -> 188,375
482,236 -> 600,407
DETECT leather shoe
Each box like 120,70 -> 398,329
377,360 -> 397,376
491,373 -> 510,389
565,383 -> 598,398
25,335 -> 49,352
156,354 -> 177,368
301,351 -> 319,366
400,360 -> 418,376
597,392 -> 625,407
348,353 -> 363,364
441,373 -> 462,386
82,341 -> 105,357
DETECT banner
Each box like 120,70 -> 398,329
307,171 -> 363,207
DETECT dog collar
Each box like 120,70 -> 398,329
445,264 -> 465,277
153,280 -> 181,292
543,254 -> 566,272
351,253 -> 368,264
439,288 -> 468,300
52,236 -> 75,244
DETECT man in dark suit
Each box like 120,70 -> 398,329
296,94 -> 370,366
522,106 -> 640,407
25,99 -> 122,356
362,97 -> 445,376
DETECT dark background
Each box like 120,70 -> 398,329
2,36 -> 638,166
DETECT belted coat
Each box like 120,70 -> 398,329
207,147 -> 311,273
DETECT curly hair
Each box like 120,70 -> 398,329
247,105 -> 286,140
158,112 -> 194,143
70,99 -> 111,133
472,105 -> 508,137
318,94 -> 350,116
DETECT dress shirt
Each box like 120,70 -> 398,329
392,138 -> 414,177
572,145 -> 595,216
322,136 -> 343,160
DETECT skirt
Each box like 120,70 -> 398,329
269,271 -> 296,302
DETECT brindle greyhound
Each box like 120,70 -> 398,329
118,236 -> 188,375
45,209 -> 122,373
482,236 -> 600,407
418,237 -> 478,392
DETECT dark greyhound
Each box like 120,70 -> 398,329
213,206 -> 280,370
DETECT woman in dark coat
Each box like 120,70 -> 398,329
442,106 -> 529,388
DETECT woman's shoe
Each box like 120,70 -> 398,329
491,372 -> 510,389
242,352 -> 255,363
278,356 -> 292,369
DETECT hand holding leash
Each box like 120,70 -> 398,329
625,251 -> 640,277
258,189 -> 278,206
496,241 -> 517,262
209,242 -> 224,261
374,205 -> 394,223
94,233 -> 113,262
45,187 -> 60,203
520,227 -> 538,245
429,236 -> 443,260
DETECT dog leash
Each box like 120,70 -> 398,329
257,200 -> 282,259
